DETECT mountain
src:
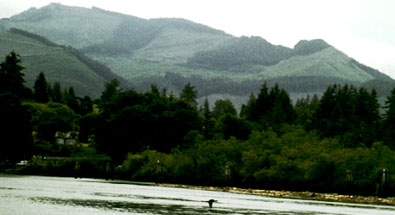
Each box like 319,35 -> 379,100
187,36 -> 293,71
0,28 -> 130,97
1,3 -> 394,106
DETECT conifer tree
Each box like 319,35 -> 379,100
201,97 -> 214,139
314,84 -> 380,147
33,72 -> 50,103
243,82 -> 295,129
64,86 -> 79,113
99,79 -> 121,111
150,84 -> 160,97
252,82 -> 270,122
180,83 -> 198,107
51,82 -> 63,103
240,93 -> 256,119
0,51 -> 30,98
383,88 -> 395,148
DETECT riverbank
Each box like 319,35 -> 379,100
2,173 -> 394,206
156,183 -> 395,206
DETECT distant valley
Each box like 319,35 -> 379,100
1,3 -> 394,107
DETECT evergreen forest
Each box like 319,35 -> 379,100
1,51 -> 395,197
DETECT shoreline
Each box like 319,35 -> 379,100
156,183 -> 395,206
2,173 -> 394,206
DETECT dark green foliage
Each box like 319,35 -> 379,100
267,84 -> 296,127
179,83 -> 198,107
96,104 -> 150,163
294,94 -> 319,130
51,82 -> 63,103
201,98 -> 215,140
382,88 -> 395,148
33,72 -> 51,103
79,96 -> 93,116
240,93 -> 256,119
99,79 -> 121,112
64,87 -> 79,113
0,51 -> 31,98
244,82 -> 270,122
3,50 -> 395,197
212,99 -> 237,120
243,83 -> 296,130
0,93 -> 33,162
219,115 -> 253,140
313,84 -> 380,147
78,112 -> 98,143
95,86 -> 202,164
0,51 -> 33,162
353,88 -> 380,146
118,127 -> 395,196
27,102 -> 78,142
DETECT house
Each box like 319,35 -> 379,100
55,131 -> 79,146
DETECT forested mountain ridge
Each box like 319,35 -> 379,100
1,3 -> 394,104
0,28 -> 131,97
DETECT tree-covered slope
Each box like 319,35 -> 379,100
3,3 -> 127,49
0,29 -> 129,98
2,3 -> 231,57
186,36 -> 293,71
263,47 -> 374,82
1,3 -> 393,102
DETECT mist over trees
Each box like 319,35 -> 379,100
1,51 -> 395,197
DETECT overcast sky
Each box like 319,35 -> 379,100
1,0 -> 395,78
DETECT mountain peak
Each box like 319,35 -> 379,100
2,3 -> 393,102
293,39 -> 330,56
9,3 -> 80,22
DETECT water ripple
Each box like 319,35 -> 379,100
30,197 -> 324,214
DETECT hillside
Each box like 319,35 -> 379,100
1,3 -> 394,106
0,28 -> 130,98
186,36 -> 293,71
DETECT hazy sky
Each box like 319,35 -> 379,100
1,0 -> 395,78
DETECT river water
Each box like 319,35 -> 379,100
1,175 -> 394,215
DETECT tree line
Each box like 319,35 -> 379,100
1,51 -> 395,196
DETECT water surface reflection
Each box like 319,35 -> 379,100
1,175 -> 395,215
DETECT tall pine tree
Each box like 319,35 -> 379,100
382,88 -> 395,148
242,82 -> 295,130
180,83 -> 198,107
51,82 -> 63,103
0,51 -> 33,162
313,84 -> 380,147
0,51 -> 31,98
201,97 -> 214,139
33,72 -> 50,103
